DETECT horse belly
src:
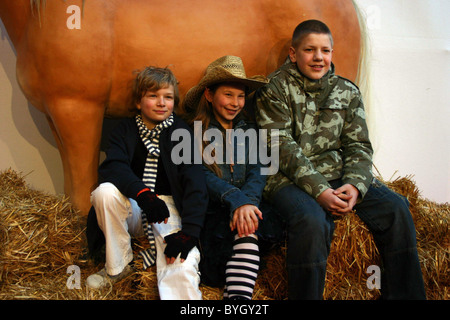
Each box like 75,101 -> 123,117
13,0 -> 360,118
106,0 -> 360,117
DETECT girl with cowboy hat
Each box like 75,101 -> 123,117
181,56 -> 282,300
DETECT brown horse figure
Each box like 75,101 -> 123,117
0,0 -> 364,215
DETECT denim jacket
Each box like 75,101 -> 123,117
203,115 -> 266,216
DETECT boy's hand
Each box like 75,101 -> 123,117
333,184 -> 359,213
164,231 -> 197,264
136,189 -> 169,224
317,185 -> 358,216
230,204 -> 263,237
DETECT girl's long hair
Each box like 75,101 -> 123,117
180,83 -> 256,178
179,85 -> 223,177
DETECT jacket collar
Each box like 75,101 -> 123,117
209,112 -> 246,132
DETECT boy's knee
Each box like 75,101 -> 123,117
91,182 -> 121,206
358,184 -> 415,234
159,250 -> 201,288
158,260 -> 202,299
90,183 -> 132,223
289,209 -> 332,242
379,190 -> 411,221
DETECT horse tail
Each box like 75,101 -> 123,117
352,0 -> 375,142
30,0 -> 85,26
352,1 -> 371,99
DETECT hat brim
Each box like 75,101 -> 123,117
182,67 -> 267,112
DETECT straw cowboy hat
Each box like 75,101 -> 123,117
182,55 -> 268,112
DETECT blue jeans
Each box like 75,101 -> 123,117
272,179 -> 426,300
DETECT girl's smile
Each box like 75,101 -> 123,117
205,83 -> 246,129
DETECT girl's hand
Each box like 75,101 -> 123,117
230,204 -> 263,237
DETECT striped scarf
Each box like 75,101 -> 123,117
135,113 -> 174,268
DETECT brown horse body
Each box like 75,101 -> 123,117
0,0 -> 362,214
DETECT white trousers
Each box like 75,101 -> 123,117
90,182 -> 202,300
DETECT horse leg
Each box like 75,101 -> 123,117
46,114 -> 71,197
46,99 -> 104,216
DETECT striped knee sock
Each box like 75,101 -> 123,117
224,234 -> 260,300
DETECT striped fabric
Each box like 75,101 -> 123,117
135,114 -> 174,269
223,234 -> 260,300
140,213 -> 157,268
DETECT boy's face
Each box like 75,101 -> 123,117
289,33 -> 333,80
137,86 -> 175,130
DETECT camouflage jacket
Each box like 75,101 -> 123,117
255,60 -> 373,200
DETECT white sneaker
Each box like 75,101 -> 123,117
86,264 -> 134,289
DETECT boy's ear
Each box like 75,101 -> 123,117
288,47 -> 297,63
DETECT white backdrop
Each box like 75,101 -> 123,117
354,0 -> 449,204
1,0 -> 449,203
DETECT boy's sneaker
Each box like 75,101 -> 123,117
86,264 -> 134,289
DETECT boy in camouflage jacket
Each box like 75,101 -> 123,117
255,20 -> 425,299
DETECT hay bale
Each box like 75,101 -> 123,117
0,169 -> 234,300
256,213 -> 381,300
0,168 -> 84,299
388,176 -> 450,300
257,176 -> 449,300
0,169 -> 448,300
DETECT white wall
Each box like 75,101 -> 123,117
354,0 -> 450,204
1,0 -> 449,203
0,23 -> 64,194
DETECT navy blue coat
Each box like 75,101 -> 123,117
87,114 -> 208,258
202,116 -> 266,216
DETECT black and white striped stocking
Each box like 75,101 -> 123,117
223,234 -> 260,300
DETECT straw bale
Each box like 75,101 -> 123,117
0,169 -> 448,300
257,176 -> 449,300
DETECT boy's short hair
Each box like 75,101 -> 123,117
132,66 -> 180,108
291,19 -> 334,49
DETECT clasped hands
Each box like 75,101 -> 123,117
230,204 -> 263,237
317,183 -> 359,216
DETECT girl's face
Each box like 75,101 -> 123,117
205,83 -> 246,129
136,85 -> 175,130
